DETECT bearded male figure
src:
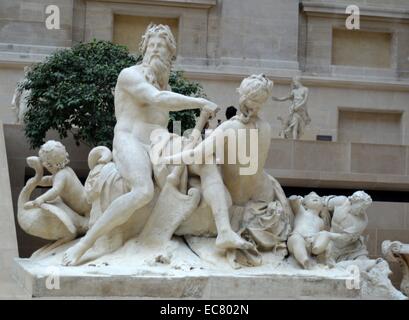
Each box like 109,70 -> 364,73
62,24 -> 223,266
62,24 -> 253,266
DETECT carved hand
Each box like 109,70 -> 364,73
34,198 -> 45,207
23,198 -> 44,209
23,201 -> 36,210
289,195 -> 303,202
201,99 -> 219,119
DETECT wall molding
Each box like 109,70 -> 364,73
94,0 -> 216,9
302,1 -> 409,21
2,44 -> 409,92
182,67 -> 409,92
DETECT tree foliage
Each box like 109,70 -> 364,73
22,40 -> 205,149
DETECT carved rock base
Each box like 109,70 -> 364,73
14,259 -> 360,299
12,237 -> 406,299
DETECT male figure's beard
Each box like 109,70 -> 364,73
143,54 -> 171,90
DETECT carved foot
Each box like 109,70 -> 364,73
144,248 -> 172,266
216,230 -> 254,250
325,257 -> 336,268
155,253 -> 171,264
62,241 -> 89,266
31,237 -> 73,260
31,243 -> 53,260
302,259 -> 316,270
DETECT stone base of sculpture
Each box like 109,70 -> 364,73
13,237 -> 406,299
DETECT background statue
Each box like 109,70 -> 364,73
273,76 -> 310,139
11,66 -> 30,124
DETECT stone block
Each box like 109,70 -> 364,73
293,140 -> 349,172
350,143 -> 406,175
13,258 -> 362,299
367,202 -> 406,230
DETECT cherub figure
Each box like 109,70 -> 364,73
11,66 -> 30,124
25,141 -> 90,215
324,191 -> 372,264
19,141 -> 90,255
287,192 -> 331,269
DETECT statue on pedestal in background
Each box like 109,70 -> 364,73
11,66 -> 31,124
273,76 -> 310,140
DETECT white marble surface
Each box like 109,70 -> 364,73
13,236 -> 406,299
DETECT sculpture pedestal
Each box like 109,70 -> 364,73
12,237 -> 406,299
14,258 -> 361,299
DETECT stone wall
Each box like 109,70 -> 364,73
0,0 -> 75,47
0,65 -> 25,123
113,15 -> 179,55
266,139 -> 409,189
0,123 -> 26,298
301,0 -> 409,79
332,29 -> 392,69
338,109 -> 402,145
1,0 -> 409,141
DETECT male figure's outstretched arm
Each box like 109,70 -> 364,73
272,92 -> 293,102
118,68 -> 217,113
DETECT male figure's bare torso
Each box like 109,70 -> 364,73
114,65 -> 169,147
292,87 -> 307,107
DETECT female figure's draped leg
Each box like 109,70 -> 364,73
189,163 -> 253,250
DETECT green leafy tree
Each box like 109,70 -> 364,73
22,40 -> 205,149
